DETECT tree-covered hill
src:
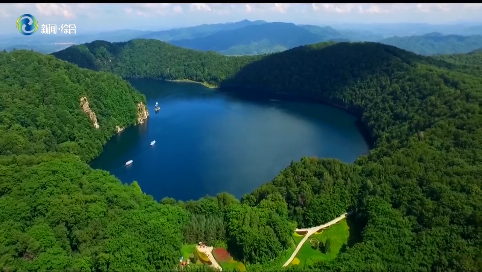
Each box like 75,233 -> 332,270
431,50 -> 482,78
434,49 -> 482,68
0,153 -> 190,271
379,32 -> 482,55
52,40 -> 482,271
52,39 -> 260,85
0,50 -> 146,162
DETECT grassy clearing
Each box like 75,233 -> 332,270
181,244 -> 196,260
290,219 -> 350,267
293,233 -> 304,244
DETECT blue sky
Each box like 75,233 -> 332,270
2,3 -> 482,35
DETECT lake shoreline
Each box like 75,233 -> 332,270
128,78 -> 374,149
165,79 -> 218,89
217,86 -> 375,149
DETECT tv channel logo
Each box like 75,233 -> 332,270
16,14 -> 39,35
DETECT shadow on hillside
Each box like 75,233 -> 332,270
339,214 -> 364,254
218,42 -> 422,148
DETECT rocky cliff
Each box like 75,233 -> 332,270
137,102 -> 149,124
80,97 -> 100,129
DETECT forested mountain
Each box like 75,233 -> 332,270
379,32 -> 482,55
169,23 -> 347,55
432,50 -> 482,77
0,50 -> 146,162
52,39 -> 260,84
434,49 -> 482,67
52,40 -> 482,271
141,19 -> 267,41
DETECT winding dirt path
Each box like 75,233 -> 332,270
282,213 -> 349,267
196,245 -> 222,271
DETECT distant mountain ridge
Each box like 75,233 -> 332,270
148,21 -> 482,56
0,29 -> 152,54
3,20 -> 482,56
470,47 -> 482,53
169,22 -> 348,55
140,19 -> 267,41
379,32 -> 482,55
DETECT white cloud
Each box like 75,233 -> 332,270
190,3 -> 212,12
121,4 -> 174,17
312,4 -> 356,14
416,4 -> 451,13
464,4 -> 482,9
435,4 -> 451,12
273,4 -> 290,14
416,4 -> 432,13
245,4 -> 252,13
359,5 -> 390,14
173,5 -> 182,14
124,8 -> 133,15
0,9 -> 10,18
35,4 -> 76,19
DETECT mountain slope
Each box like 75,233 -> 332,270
141,19 -> 267,41
380,32 -> 482,55
433,49 -> 482,76
0,152 -> 191,271
0,50 -> 147,162
169,22 -> 344,55
54,40 -> 482,271
52,39 -> 260,84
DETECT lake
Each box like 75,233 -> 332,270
90,79 -> 369,201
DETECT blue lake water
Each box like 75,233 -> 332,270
90,79 -> 369,201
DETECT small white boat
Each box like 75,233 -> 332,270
125,160 -> 133,166
150,140 -> 156,146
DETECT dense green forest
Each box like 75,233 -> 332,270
0,50 -> 146,162
1,39 -> 481,271
223,43 -> 482,271
52,39 -> 260,85
434,49 -> 482,70
379,32 -> 482,55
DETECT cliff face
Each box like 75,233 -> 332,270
137,102 -> 149,124
79,97 -> 146,131
80,97 -> 100,129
